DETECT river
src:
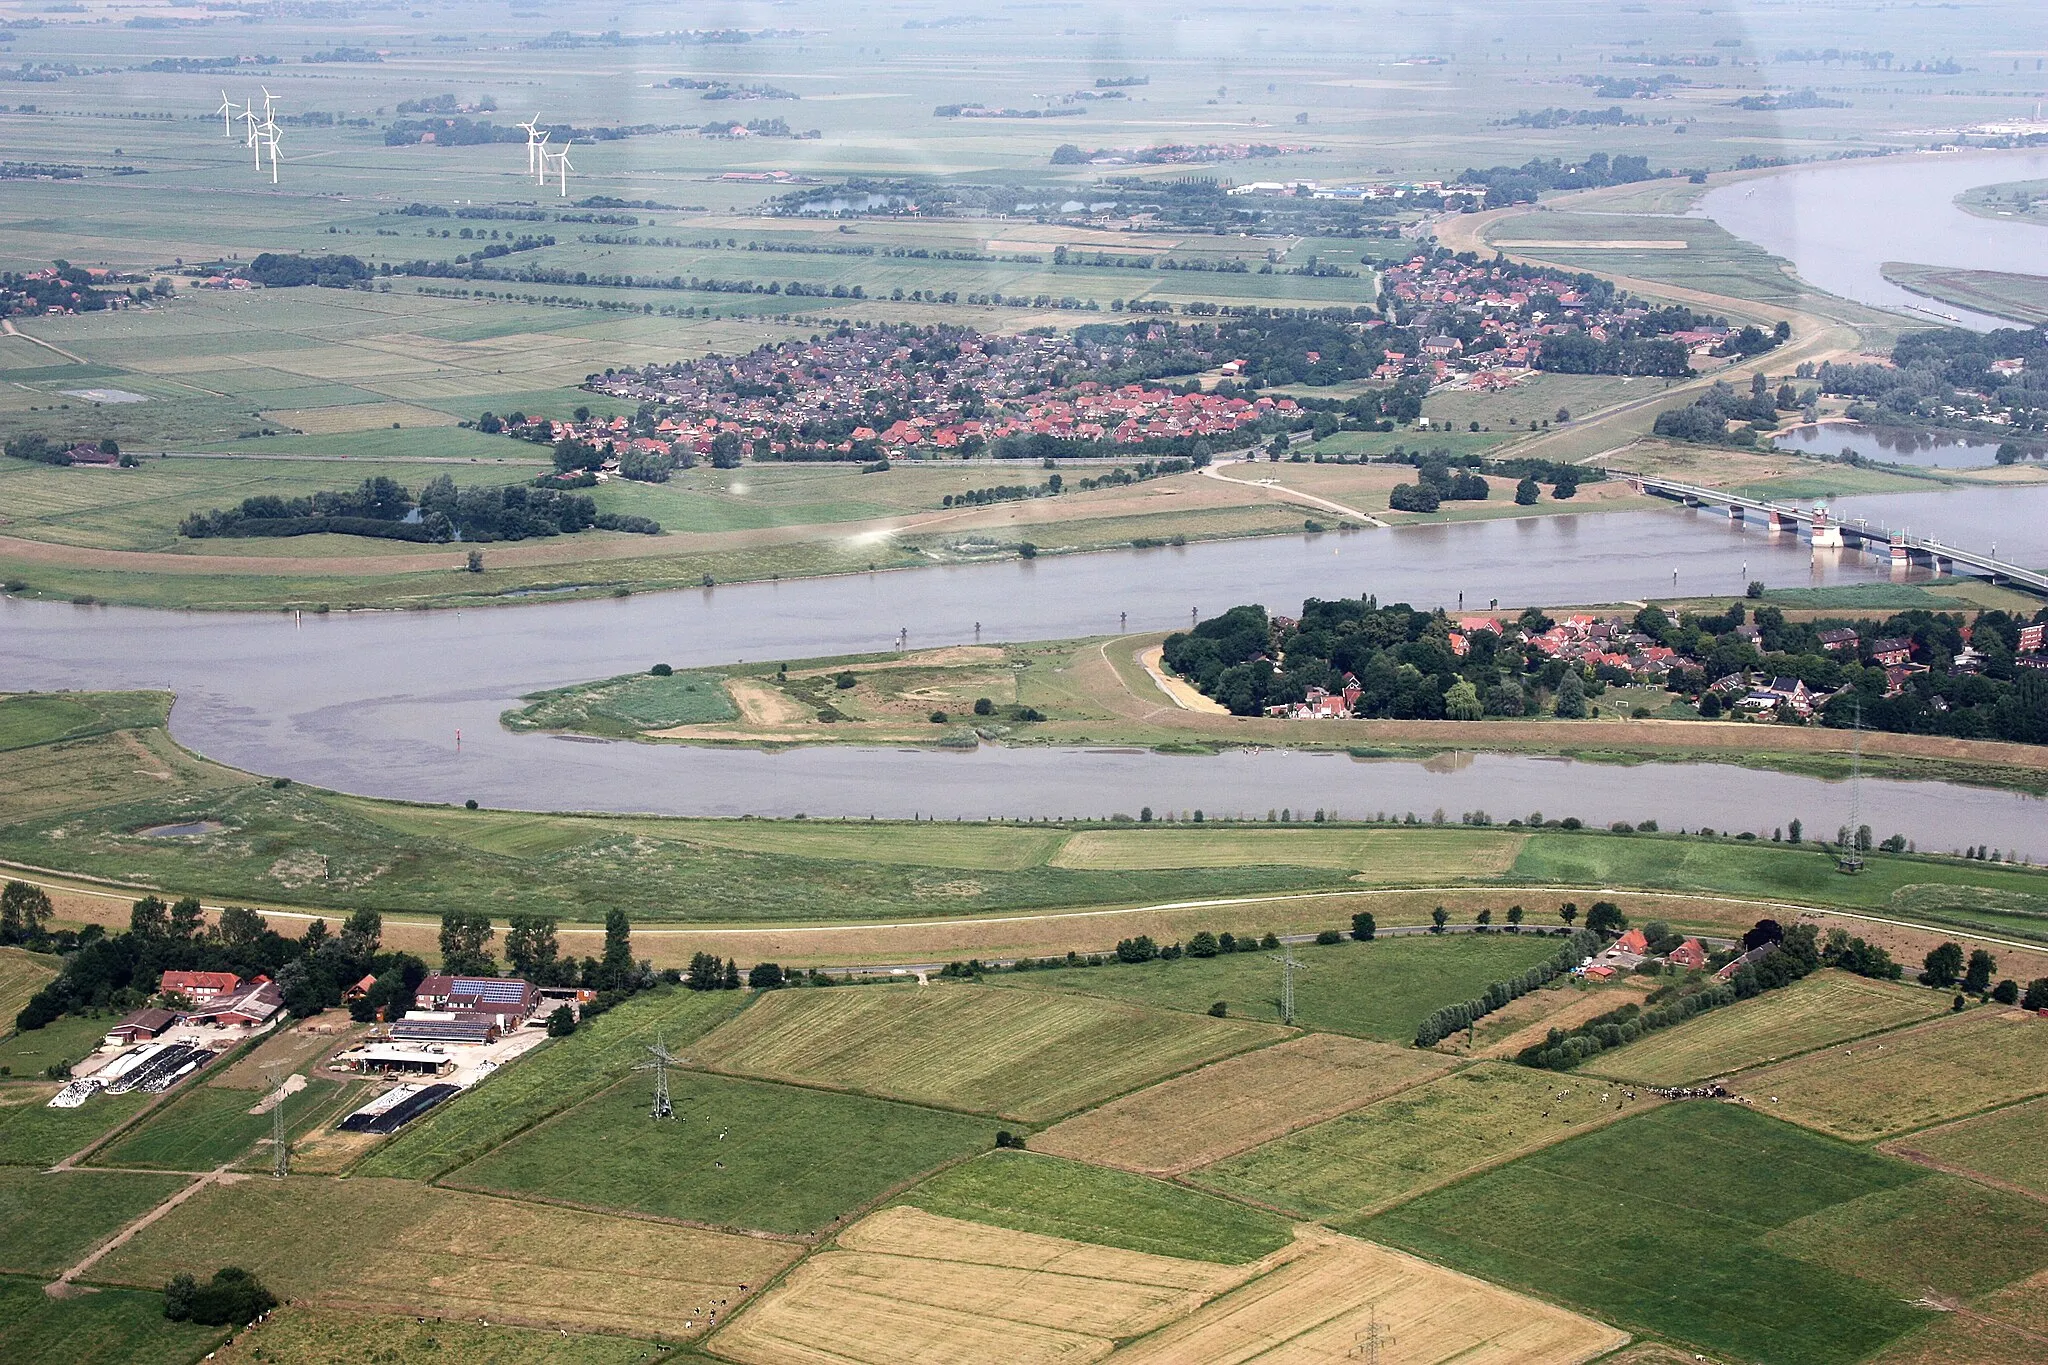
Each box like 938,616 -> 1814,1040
1699,148 -> 2048,331
6,491 -> 2045,856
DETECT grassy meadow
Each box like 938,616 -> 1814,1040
1893,1096 -> 2048,1200
1359,1103 -> 1956,1365
0,1167 -> 189,1277
448,1072 -> 990,1235
0,1276 -> 227,1365
205,1305 -> 683,1365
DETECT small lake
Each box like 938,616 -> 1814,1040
1772,422 -> 2011,469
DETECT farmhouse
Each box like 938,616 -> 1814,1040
1668,938 -> 1709,971
187,978 -> 285,1029
414,974 -> 541,1029
104,1007 -> 179,1046
159,970 -> 241,1002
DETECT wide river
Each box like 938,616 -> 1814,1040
1700,148 -> 2048,331
7,487 -> 2047,858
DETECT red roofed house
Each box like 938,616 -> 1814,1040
159,970 -> 241,1002
1667,938 -> 1709,971
1613,927 -> 1650,956
188,978 -> 284,1029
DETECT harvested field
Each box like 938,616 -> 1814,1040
1760,1173 -> 2048,1302
0,947 -> 59,1035
1466,980 -> 1653,1059
1108,1228 -> 1628,1365
93,1175 -> 798,1338
712,1204 -> 1281,1365
1888,1096 -> 2048,1199
0,1167 -> 189,1276
206,1305 -> 660,1365
1191,1062 -> 1649,1221
211,1017 -> 359,1088
692,985 -> 1283,1122
1731,1009 -> 2048,1141
1034,1034 -> 1453,1174
1586,971 -> 1947,1085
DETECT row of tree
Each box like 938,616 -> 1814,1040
1415,928 -> 1603,1045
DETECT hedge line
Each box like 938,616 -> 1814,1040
1413,928 -> 1600,1046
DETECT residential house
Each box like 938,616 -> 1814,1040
1817,628 -> 1859,654
1667,938 -> 1709,971
159,970 -> 241,1003
1870,637 -> 1914,668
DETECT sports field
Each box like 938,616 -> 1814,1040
0,1275 -> 226,1365
1890,1096 -> 2048,1199
998,933 -> 1566,1040
1731,1009 -> 2048,1141
94,1175 -> 800,1339
692,984 -> 1283,1122
1190,1062 -> 1647,1221
354,984 -> 747,1180
1360,1103 -> 1942,1365
1033,1033 -> 1453,1174
901,1150 -> 1293,1264
448,1072 -> 989,1235
0,1167 -> 189,1277
1586,971 -> 1949,1085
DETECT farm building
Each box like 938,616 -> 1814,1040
415,974 -> 541,1028
389,1013 -> 500,1045
104,1007 -> 179,1046
159,970 -> 241,1002
185,979 -> 284,1029
334,1041 -> 458,1077
1668,938 -> 1709,971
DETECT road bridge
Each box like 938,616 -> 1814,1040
1614,471 -> 2048,597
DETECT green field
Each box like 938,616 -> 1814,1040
504,670 -> 739,735
0,1087 -> 152,1169
1761,1172 -> 2048,1303
0,1275 -> 227,1365
900,1150 -> 1291,1264
1733,1009 -> 2048,1141
356,986 -> 748,1181
0,1168 -> 188,1276
0,1012 -> 116,1080
1897,1096 -> 2048,1199
1189,1061 -> 1635,1221
209,1305 -> 685,1365
1585,971 -> 1949,1085
93,1076 -> 344,1171
449,1072 -> 988,1235
0,950 -> 61,1045
692,984 -> 1283,1122
1359,1104 -> 1941,1365
999,933 -> 1563,1039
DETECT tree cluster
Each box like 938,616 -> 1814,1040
178,474 -> 660,543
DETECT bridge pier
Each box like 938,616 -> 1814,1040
1767,510 -> 1796,533
1727,505 -> 1744,523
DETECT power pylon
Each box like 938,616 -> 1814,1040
1350,1299 -> 1394,1362
1266,948 -> 1309,1026
261,1063 -> 291,1179
637,1034 -> 684,1119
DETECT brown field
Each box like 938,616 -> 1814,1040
1730,1009 -> 2048,1141
1794,912 -> 2048,982
1034,1034 -> 1454,1175
1865,1269 -> 2048,1365
210,1016 -> 360,1088
713,1204 -> 1279,1365
93,1175 -> 799,1338
1109,1227 -> 1627,1365
1462,978 -> 1656,1059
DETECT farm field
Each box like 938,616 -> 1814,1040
1730,1008 -> 2048,1141
1360,1103 -> 1950,1365
0,950 -> 59,1037
356,985 -> 748,1181
1033,1033 -> 1454,1174
0,1168 -> 189,1277
93,1075 -> 344,1171
1190,1062 -> 1647,1222
0,1085 -> 151,1169
1585,971 -> 1949,1085
448,1072 -> 990,1235
997,933 -> 1565,1039
1759,1171 -> 2048,1302
691,984 -> 1284,1122
93,1175 -> 800,1339
712,1203 -> 1284,1365
0,1275 -> 227,1365
1889,1096 -> 2048,1199
901,1150 -> 1293,1264
205,1305 -> 676,1365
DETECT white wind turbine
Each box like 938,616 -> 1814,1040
255,86 -> 282,183
516,113 -> 544,176
544,143 -> 573,198
530,128 -> 551,186
215,90 -> 238,137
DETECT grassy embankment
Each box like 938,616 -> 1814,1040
8,692 -> 2048,966
1881,262 -> 2048,327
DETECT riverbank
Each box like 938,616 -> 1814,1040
5,691 -> 2047,967
500,631 -> 2048,795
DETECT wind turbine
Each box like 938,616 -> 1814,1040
516,113 -> 544,176
255,87 -> 282,183
544,143 -> 574,198
530,129 -> 551,186
215,90 -> 238,137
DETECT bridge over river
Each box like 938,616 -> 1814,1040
1617,472 -> 2048,597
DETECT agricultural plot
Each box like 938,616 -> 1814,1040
0,1276 -> 226,1365
94,1175 -> 799,1339
0,1086 -> 152,1168
1586,971 -> 1948,1085
1731,1009 -> 2048,1141
1359,1104 -> 1939,1365
93,1076 -> 344,1170
357,986 -> 747,1181
1034,1034 -> 1453,1174
0,1168 -> 189,1277
0,951 -> 58,1045
1890,1096 -> 2048,1199
713,1204 -> 1284,1365
999,933 -> 1564,1041
448,1072 -> 989,1235
691,985 -> 1283,1122
1190,1062 -> 1645,1221
206,1305 -> 667,1365
1108,1230 -> 1627,1365
901,1151 -> 1293,1264
1047,826 -> 1523,875
1760,1173 -> 2048,1303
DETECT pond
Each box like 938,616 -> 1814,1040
1772,422 -> 2016,469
